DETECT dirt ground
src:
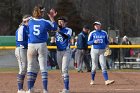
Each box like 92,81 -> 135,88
0,70 -> 140,93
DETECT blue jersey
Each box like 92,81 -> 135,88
28,18 -> 57,43
16,25 -> 28,49
88,30 -> 109,49
56,27 -> 72,51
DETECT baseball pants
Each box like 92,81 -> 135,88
27,43 -> 48,73
15,47 -> 27,75
90,48 -> 107,72
57,49 -> 71,75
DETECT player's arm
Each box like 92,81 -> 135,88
47,9 -> 58,31
58,31 -> 68,38
105,32 -> 109,45
48,9 -> 57,22
77,34 -> 84,47
59,28 -> 72,39
105,32 -> 109,48
87,32 -> 94,45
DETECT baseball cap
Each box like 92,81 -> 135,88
57,16 -> 68,22
83,25 -> 90,29
41,8 -> 45,12
123,35 -> 128,39
93,21 -> 101,25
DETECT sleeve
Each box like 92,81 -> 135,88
77,34 -> 83,47
87,32 -> 94,45
51,22 -> 58,31
17,26 -> 24,41
105,33 -> 109,45
58,32 -> 68,38
59,28 -> 72,39
46,20 -> 58,31
66,28 -> 72,39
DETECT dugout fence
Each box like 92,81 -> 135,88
0,45 -> 140,69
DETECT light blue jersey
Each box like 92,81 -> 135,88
28,18 -> 57,43
16,25 -> 28,49
56,27 -> 72,51
88,30 -> 109,49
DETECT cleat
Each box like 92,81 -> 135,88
26,89 -> 34,93
87,70 -> 91,72
59,89 -> 69,93
43,89 -> 48,93
17,89 -> 26,93
90,80 -> 95,85
105,80 -> 115,85
77,70 -> 83,73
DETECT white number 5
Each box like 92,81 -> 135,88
33,25 -> 40,35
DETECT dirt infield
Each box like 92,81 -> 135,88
0,70 -> 140,93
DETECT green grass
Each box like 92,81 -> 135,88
0,67 -> 18,73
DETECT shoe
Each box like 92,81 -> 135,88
77,70 -> 83,73
59,89 -> 69,93
17,89 -> 26,93
105,80 -> 115,85
26,89 -> 34,93
90,80 -> 95,85
43,89 -> 48,93
87,69 -> 91,72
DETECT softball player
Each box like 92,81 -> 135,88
56,16 -> 72,93
26,5 -> 57,93
88,21 -> 114,85
15,15 -> 31,93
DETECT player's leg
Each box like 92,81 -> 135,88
27,44 -> 39,92
60,50 -> 71,93
38,43 -> 48,92
15,47 -> 27,92
99,49 -> 114,85
83,52 -> 91,72
99,49 -> 108,80
90,49 -> 99,85
77,49 -> 85,72
57,51 -> 63,70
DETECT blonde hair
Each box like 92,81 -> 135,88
32,6 -> 42,18
19,14 -> 31,27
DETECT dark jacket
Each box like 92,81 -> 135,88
77,31 -> 88,50
49,42 -> 56,52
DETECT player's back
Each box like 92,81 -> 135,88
28,18 -> 52,43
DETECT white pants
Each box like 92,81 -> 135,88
57,49 -> 71,76
27,43 -> 48,73
90,48 -> 107,72
15,47 -> 27,75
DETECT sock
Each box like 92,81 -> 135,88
27,72 -> 37,90
91,71 -> 96,80
63,75 -> 69,90
17,74 -> 25,90
102,71 -> 108,81
41,72 -> 48,91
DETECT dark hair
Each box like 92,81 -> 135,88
32,5 -> 45,18
57,16 -> 68,22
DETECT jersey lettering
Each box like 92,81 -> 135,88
97,39 -> 103,43
33,25 -> 40,35
56,34 -> 63,42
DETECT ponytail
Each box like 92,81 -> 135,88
32,6 -> 42,18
